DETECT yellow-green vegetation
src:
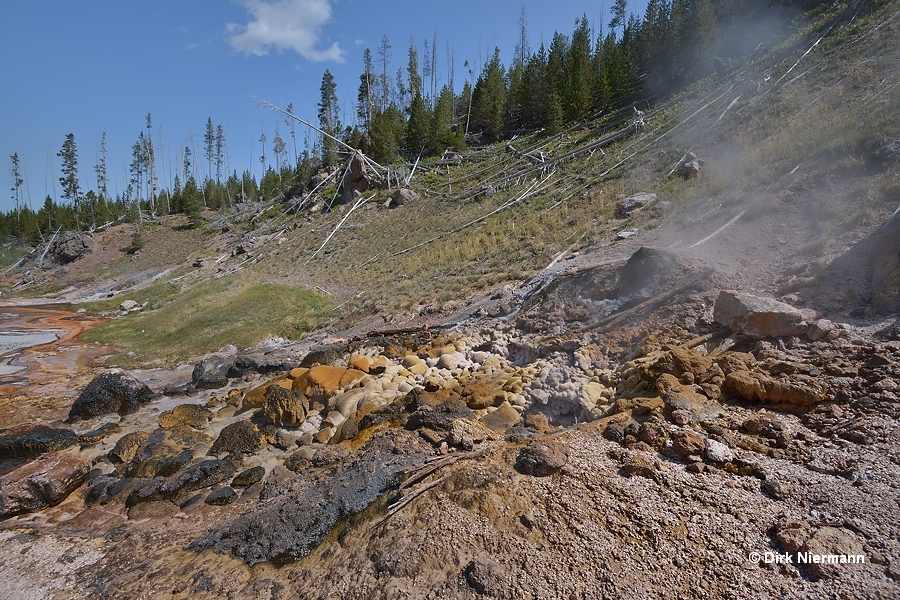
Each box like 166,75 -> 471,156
0,243 -> 30,267
82,276 -> 331,366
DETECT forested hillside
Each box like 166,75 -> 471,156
2,0 -> 846,248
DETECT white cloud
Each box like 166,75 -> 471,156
226,0 -> 345,63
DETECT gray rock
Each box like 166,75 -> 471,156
704,438 -> 733,463
389,188 -> 418,208
713,290 -> 808,339
118,299 -> 138,311
49,231 -> 93,264
228,350 -> 295,376
69,370 -> 156,420
191,354 -> 236,390
617,192 -> 657,218
464,557 -> 507,597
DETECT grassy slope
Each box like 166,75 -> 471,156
82,276 -> 331,366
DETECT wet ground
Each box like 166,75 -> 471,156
0,304 -> 112,426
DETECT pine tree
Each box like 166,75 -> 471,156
273,130 -> 286,181
405,91 -> 430,154
94,132 -> 108,203
471,48 -> 508,141
215,124 -> 226,184
57,133 -> 81,229
182,145 -> 192,182
369,103 -> 405,164
609,0 -> 628,36
204,117 -> 215,184
318,69 -> 342,167
565,16 -> 594,122
9,153 -> 23,224
182,176 -> 203,226
407,37 -> 422,99
430,84 -> 459,151
357,48 -> 376,132
377,35 -> 392,111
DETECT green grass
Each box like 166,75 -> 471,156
82,276 -> 331,366
0,243 -> 31,267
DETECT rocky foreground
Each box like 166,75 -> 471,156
1,248 -> 899,599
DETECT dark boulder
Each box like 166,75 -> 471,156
406,397 -> 475,432
299,344 -> 345,368
190,430 -> 429,565
0,451 -> 90,517
515,439 -> 569,476
232,466 -> 265,487
159,459 -> 238,500
228,351 -> 295,377
69,370 -> 156,420
209,420 -> 266,456
205,486 -> 238,505
0,424 -> 78,460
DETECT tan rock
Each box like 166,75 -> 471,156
801,527 -> 865,580
289,367 -> 309,380
408,362 -> 428,376
581,382 -> 606,410
109,431 -> 150,463
339,368 -> 367,388
480,402 -> 522,430
158,403 -> 213,430
261,386 -> 309,427
766,377 -> 828,406
369,355 -> 391,372
447,418 -> 493,450
294,365 -> 348,402
723,371 -> 768,403
348,354 -> 373,373
464,382 -> 506,410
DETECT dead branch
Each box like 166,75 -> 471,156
588,270 -> 712,332
307,193 -> 374,263
251,96 -> 388,175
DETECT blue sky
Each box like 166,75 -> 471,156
0,1 -> 648,213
